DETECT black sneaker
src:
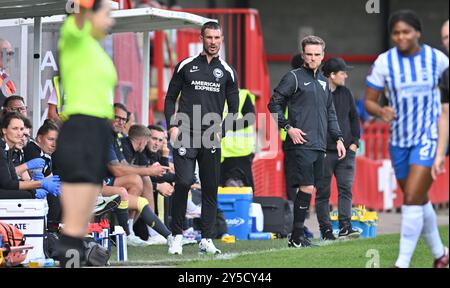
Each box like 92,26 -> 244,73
321,228 -> 336,241
338,226 -> 361,239
288,235 -> 312,248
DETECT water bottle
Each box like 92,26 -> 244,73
249,203 -> 264,233
100,228 -> 110,254
29,258 -> 55,268
248,232 -> 274,240
114,226 -> 127,262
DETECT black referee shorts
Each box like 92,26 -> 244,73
293,149 -> 325,188
54,115 -> 112,185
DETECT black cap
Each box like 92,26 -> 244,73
322,58 -> 353,77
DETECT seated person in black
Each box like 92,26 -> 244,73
23,119 -> 61,231
122,124 -> 175,201
11,117 -> 32,180
0,113 -> 60,199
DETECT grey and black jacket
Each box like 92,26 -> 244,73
268,66 -> 343,152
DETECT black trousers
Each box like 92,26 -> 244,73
316,149 -> 356,230
171,147 -> 221,238
0,189 -> 33,199
47,194 -> 62,230
220,154 -> 254,190
283,147 -> 298,202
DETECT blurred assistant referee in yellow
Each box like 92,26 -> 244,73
53,0 -> 116,268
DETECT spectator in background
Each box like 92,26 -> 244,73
0,39 -> 16,108
316,58 -> 361,241
124,111 -> 136,136
1,95 -> 27,118
47,75 -> 64,127
220,89 -> 256,190
290,53 -> 303,70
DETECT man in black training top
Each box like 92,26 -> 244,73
268,36 -> 346,248
164,21 -> 239,255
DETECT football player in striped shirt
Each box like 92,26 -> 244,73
365,10 -> 449,268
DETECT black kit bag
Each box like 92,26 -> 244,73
253,197 -> 293,238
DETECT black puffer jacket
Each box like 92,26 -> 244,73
268,66 -> 343,152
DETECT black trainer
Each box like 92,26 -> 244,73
321,228 -> 336,241
338,226 -> 361,239
288,235 -> 312,248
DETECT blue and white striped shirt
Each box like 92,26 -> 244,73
367,44 -> 449,147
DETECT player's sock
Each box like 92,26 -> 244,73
395,205 -> 423,268
115,200 -> 130,235
137,197 -> 171,238
148,226 -> 159,237
128,218 -> 135,236
291,191 -> 311,240
422,201 -> 445,259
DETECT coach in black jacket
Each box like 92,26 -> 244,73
268,36 -> 345,248
164,22 -> 239,254
315,58 -> 361,241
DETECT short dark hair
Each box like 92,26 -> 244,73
114,103 -> 128,114
129,124 -> 151,140
301,35 -> 326,52
201,21 -> 221,36
291,54 -> 304,69
37,119 -> 59,137
92,0 -> 103,12
389,10 -> 422,33
2,95 -> 25,108
23,117 -> 32,130
147,124 -> 164,133
0,112 -> 25,134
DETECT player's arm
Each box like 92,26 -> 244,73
365,87 -> 396,123
436,103 -> 449,157
47,104 -> 62,123
365,56 -> 396,123
436,69 -> 449,159
348,90 -> 361,149
107,162 -> 168,178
